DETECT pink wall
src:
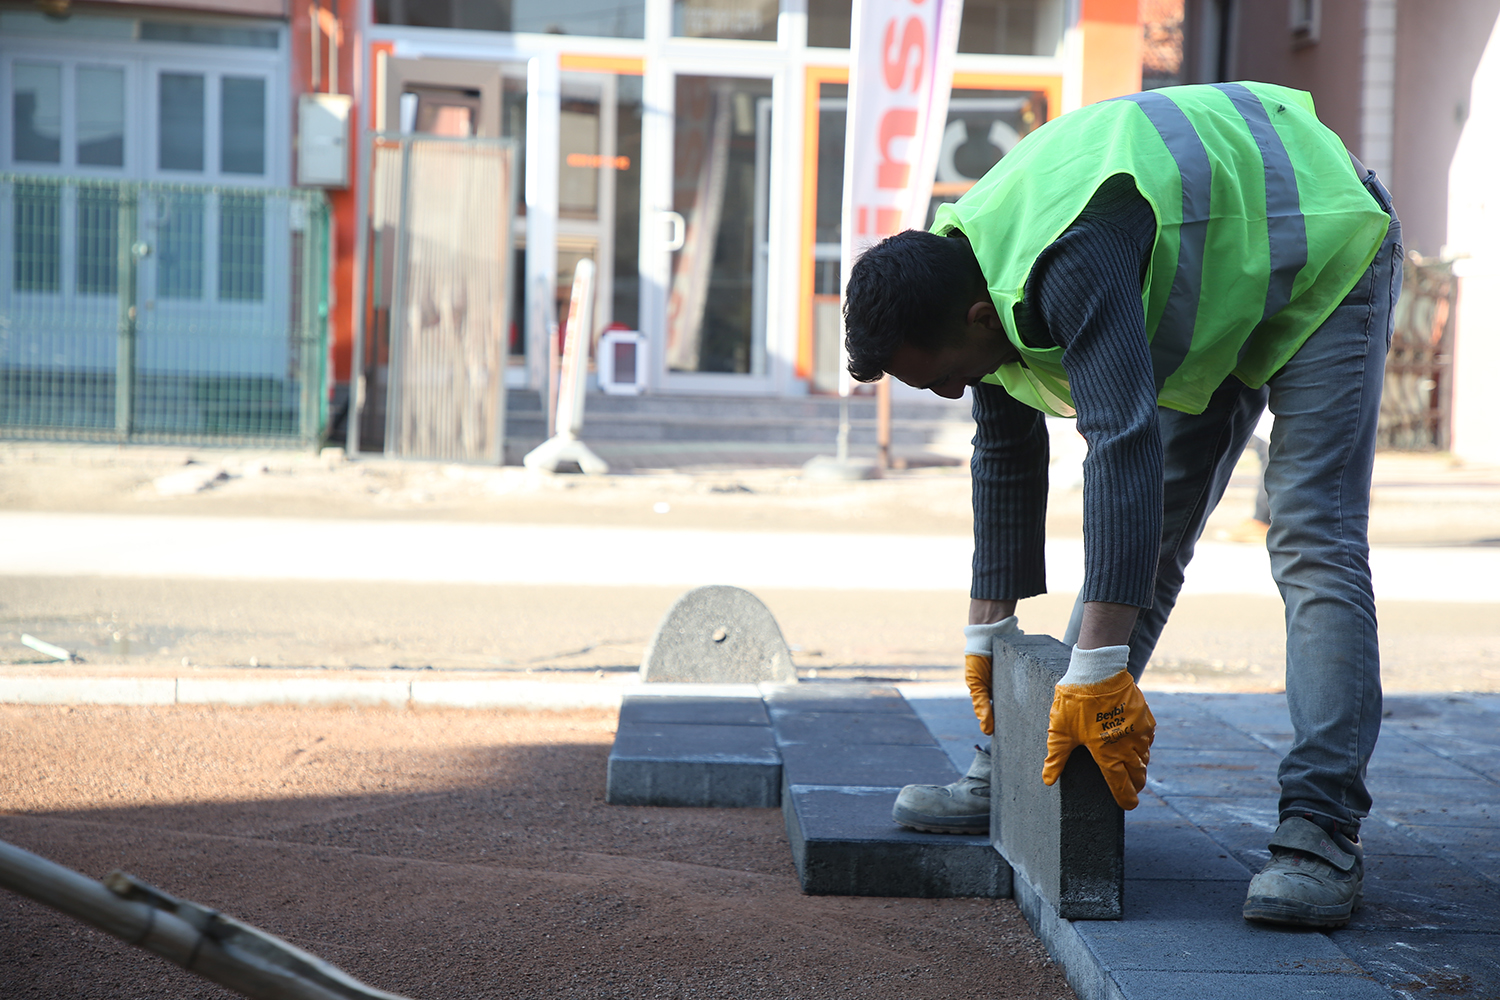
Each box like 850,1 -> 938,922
1226,0 -> 1365,150
1392,0 -> 1500,256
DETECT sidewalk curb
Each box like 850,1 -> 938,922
0,675 -> 628,710
0,676 -> 783,710
1011,872 -> 1119,1000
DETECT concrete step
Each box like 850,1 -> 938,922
505,391 -> 974,449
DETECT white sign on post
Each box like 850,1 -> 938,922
837,0 -> 965,394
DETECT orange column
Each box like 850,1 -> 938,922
291,0 -> 365,403
1079,0 -> 1143,106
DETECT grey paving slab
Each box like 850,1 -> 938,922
769,709 -> 937,747
1155,794 -> 1280,871
761,682 -> 909,715
1347,820 -> 1444,859
1398,823 -> 1500,881
1193,693 -> 1297,735
1331,930 -> 1500,999
1363,733 -> 1489,780
776,740 -> 957,787
1365,777 -> 1500,826
1146,712 -> 1271,752
1082,879 -> 1367,975
901,686 -> 986,772
617,694 -> 770,727
1106,969 -> 1395,1000
1385,730 -> 1500,777
1351,853 -> 1500,931
1140,695 -> 1272,749
781,782 -> 1011,898
992,633 -> 1124,920
1124,816 -> 1255,882
605,722 -> 780,808
1144,748 -> 1284,798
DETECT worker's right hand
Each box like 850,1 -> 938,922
963,617 -> 1021,736
1041,644 -> 1155,810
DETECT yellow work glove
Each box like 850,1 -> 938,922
1041,644 -> 1155,810
962,617 -> 1021,736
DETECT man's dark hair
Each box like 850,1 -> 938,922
843,229 -> 988,382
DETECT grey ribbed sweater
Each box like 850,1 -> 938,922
970,175 -> 1163,609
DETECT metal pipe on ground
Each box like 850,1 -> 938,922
0,838 -> 412,1000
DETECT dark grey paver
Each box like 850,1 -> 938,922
1330,930 -> 1500,999
1365,778 -> 1500,827
1107,969 -> 1395,1000
1352,853 -> 1500,931
618,695 -> 770,727
606,722 -> 780,807
1364,733 -> 1490,779
1193,693 -> 1297,734
1124,816 -> 1254,882
762,682 -> 909,715
991,632 -> 1124,920
1144,747 -> 1283,798
777,740 -> 957,788
781,783 -> 1011,898
900,689 -> 987,772
1082,879 -> 1366,974
769,709 -> 936,747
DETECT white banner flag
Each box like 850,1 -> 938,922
838,0 -> 965,328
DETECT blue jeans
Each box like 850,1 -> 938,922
1065,170 -> 1403,838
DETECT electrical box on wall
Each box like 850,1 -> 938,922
298,93 -> 352,188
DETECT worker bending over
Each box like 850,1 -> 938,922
844,81 -> 1400,929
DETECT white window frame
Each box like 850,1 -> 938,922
0,53 -> 139,177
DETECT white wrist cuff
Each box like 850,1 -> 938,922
1059,644 -> 1131,686
963,616 -> 1020,657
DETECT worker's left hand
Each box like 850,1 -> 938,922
1041,644 -> 1155,810
963,617 -> 1021,736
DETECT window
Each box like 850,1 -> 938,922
12,62 -> 61,164
2,34 -> 284,310
221,76 -> 266,175
77,66 -> 126,167
159,72 -> 206,172
807,0 -> 1065,53
673,0 -> 778,41
374,0 -> 647,38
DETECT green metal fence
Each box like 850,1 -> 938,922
1,174 -> 329,446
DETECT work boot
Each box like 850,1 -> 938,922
892,746 -> 990,834
1242,816 -> 1364,928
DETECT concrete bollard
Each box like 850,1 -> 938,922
990,632 -> 1125,920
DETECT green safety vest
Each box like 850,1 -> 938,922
931,81 -> 1392,417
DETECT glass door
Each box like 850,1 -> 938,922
652,70 -> 774,391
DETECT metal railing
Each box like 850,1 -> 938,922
0,174 -> 329,446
